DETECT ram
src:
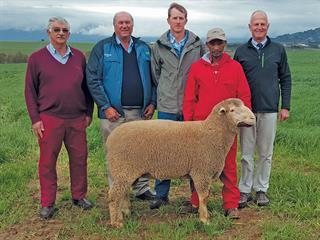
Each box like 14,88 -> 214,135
107,98 -> 255,227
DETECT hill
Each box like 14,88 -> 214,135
1,28 -> 320,47
0,29 -> 106,43
272,27 -> 320,47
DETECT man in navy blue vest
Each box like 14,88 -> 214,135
86,11 -> 157,201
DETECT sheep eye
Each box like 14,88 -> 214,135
230,109 -> 234,112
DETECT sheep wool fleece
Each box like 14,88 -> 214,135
183,52 -> 251,210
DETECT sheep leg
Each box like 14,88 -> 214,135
121,192 -> 131,217
198,190 -> 210,224
109,199 -> 123,228
108,180 -> 131,228
192,177 -> 210,224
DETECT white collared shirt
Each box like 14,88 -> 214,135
251,38 -> 268,50
46,43 -> 72,64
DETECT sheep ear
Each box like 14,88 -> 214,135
218,107 -> 226,115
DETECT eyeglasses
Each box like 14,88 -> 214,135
52,27 -> 69,33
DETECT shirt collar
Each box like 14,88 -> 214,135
251,38 -> 268,49
168,31 -> 188,45
115,35 -> 134,53
47,43 -> 73,57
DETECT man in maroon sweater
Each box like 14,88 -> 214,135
25,17 -> 94,219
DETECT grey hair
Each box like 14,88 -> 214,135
47,17 -> 70,31
113,11 -> 134,25
250,10 -> 269,24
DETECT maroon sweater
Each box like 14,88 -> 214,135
25,47 -> 93,124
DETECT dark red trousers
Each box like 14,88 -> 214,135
191,137 -> 240,210
38,114 -> 88,207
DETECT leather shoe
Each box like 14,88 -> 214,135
72,198 -> 93,210
149,197 -> 169,209
39,205 -> 55,219
135,190 -> 156,201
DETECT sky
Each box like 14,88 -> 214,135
1,0 -> 320,40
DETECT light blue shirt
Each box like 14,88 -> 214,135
46,43 -> 72,64
115,36 -> 134,53
251,38 -> 268,50
168,30 -> 189,57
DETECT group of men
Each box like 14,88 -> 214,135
25,3 -> 291,220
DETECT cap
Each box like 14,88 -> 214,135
206,27 -> 226,42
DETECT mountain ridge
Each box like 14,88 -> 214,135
0,28 -> 319,46
272,27 -> 320,47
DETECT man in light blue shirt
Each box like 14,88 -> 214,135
86,11 -> 157,201
150,2 -> 206,210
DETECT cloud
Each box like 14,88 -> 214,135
1,0 -> 319,39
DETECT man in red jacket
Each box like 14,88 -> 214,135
183,28 -> 251,219
25,17 -> 94,219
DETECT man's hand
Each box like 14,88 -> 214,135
104,107 -> 121,122
144,104 -> 155,120
85,116 -> 92,127
32,121 -> 44,139
279,109 -> 290,122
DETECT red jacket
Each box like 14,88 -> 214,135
183,52 -> 251,121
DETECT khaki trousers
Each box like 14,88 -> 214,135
238,112 -> 277,193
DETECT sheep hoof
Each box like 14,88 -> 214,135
200,218 -> 209,225
111,221 -> 124,228
122,209 -> 131,216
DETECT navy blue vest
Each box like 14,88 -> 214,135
121,47 -> 144,107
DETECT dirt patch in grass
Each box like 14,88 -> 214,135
0,205 -> 269,240
1,170 -> 271,239
0,217 -> 65,240
216,207 -> 266,240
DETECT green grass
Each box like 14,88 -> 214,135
0,41 -> 94,55
0,45 -> 320,239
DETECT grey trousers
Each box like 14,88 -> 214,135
238,112 -> 277,193
100,108 -> 151,196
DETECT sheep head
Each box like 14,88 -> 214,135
208,98 -> 256,131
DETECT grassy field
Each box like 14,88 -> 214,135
0,41 -> 94,55
0,42 -> 319,239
